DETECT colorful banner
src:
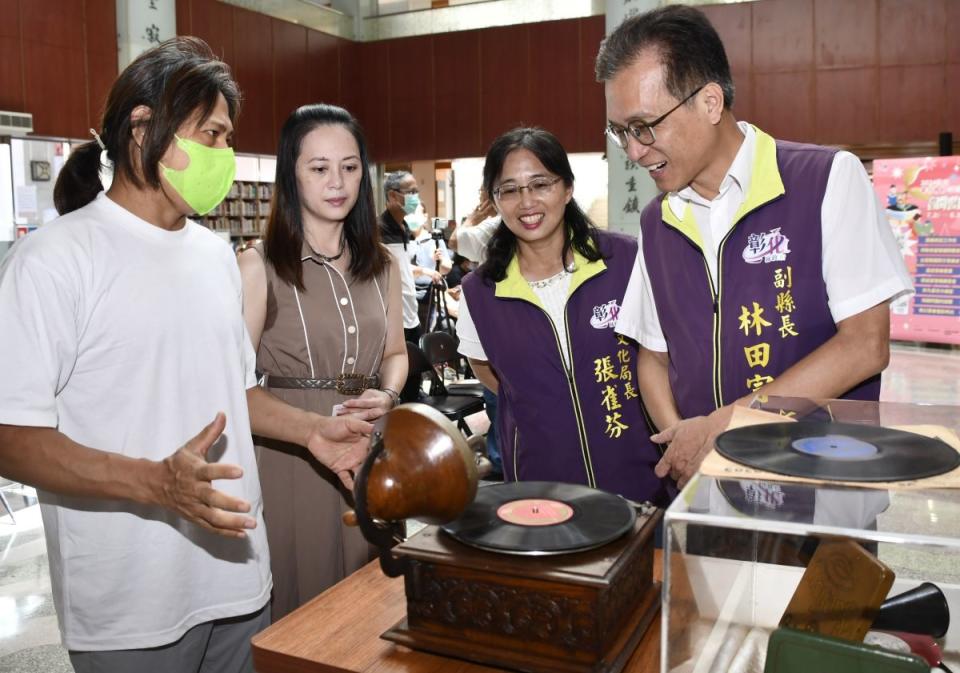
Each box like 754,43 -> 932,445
873,156 -> 960,344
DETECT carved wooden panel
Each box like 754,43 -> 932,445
598,539 -> 653,648
407,563 -> 600,652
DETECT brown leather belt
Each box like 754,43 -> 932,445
264,373 -> 380,395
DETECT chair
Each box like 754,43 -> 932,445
418,331 -> 486,399
405,342 -> 485,436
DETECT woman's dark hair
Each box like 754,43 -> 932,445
54,36 -> 240,215
479,127 -> 603,283
265,103 -> 388,289
595,5 -> 735,110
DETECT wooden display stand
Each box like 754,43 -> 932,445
251,551 -> 663,673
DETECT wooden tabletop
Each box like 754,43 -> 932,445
252,551 -> 662,673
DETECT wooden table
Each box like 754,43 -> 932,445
252,551 -> 662,673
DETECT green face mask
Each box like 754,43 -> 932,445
161,135 -> 236,215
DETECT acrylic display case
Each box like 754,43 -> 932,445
661,398 -> 960,673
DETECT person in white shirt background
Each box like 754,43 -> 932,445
449,188 -> 499,263
447,190 -> 503,477
378,170 -> 424,346
408,206 -> 454,330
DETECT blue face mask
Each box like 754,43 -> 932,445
402,192 -> 420,215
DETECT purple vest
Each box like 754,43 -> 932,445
462,231 -> 672,505
640,138 -> 881,419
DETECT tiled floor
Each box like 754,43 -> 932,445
0,487 -> 73,672
1,342 -> 959,672
879,342 -> 960,406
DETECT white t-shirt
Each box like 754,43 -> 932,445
455,217 -> 499,263
454,287 -> 485,360
617,122 -> 913,351
0,193 -> 271,650
383,241 -> 420,329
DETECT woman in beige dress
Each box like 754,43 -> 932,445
239,104 -> 406,621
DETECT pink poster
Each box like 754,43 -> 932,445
873,156 -> 960,344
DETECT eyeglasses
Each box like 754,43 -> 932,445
493,176 -> 562,203
605,85 -> 705,149
392,187 -> 419,195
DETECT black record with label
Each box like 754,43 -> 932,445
441,481 -> 636,555
715,421 -> 960,482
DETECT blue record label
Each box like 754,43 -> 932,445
790,434 -> 879,460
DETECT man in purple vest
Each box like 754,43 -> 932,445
596,5 -> 912,487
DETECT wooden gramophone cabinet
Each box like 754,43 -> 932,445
382,508 -> 662,673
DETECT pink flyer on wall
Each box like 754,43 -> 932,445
873,156 -> 960,345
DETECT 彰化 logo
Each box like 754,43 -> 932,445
742,227 -> 791,264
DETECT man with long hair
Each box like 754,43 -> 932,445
0,39 -> 370,672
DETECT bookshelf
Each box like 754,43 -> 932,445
196,154 -> 276,245
198,180 -> 273,241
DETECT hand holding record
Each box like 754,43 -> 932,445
653,406 -> 735,487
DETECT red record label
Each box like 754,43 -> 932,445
496,498 -> 574,526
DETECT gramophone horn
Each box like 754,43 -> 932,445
364,403 -> 478,523
351,403 -> 479,577
872,582 -> 949,639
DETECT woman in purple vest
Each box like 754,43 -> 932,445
456,127 -> 672,504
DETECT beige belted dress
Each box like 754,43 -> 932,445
254,243 -> 388,621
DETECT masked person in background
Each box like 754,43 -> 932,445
379,171 -> 425,345
408,207 -> 454,331
238,104 -> 406,621
0,38 -> 371,673
379,171 -> 451,402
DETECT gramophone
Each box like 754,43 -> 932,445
348,404 -> 662,673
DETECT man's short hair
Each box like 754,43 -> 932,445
595,4 -> 735,110
383,170 -> 413,198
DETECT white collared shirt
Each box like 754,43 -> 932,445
617,122 -> 913,352
671,122 -> 756,286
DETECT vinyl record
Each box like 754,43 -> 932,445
441,481 -> 636,556
715,421 -> 960,482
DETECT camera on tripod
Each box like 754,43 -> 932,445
430,217 -> 446,241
